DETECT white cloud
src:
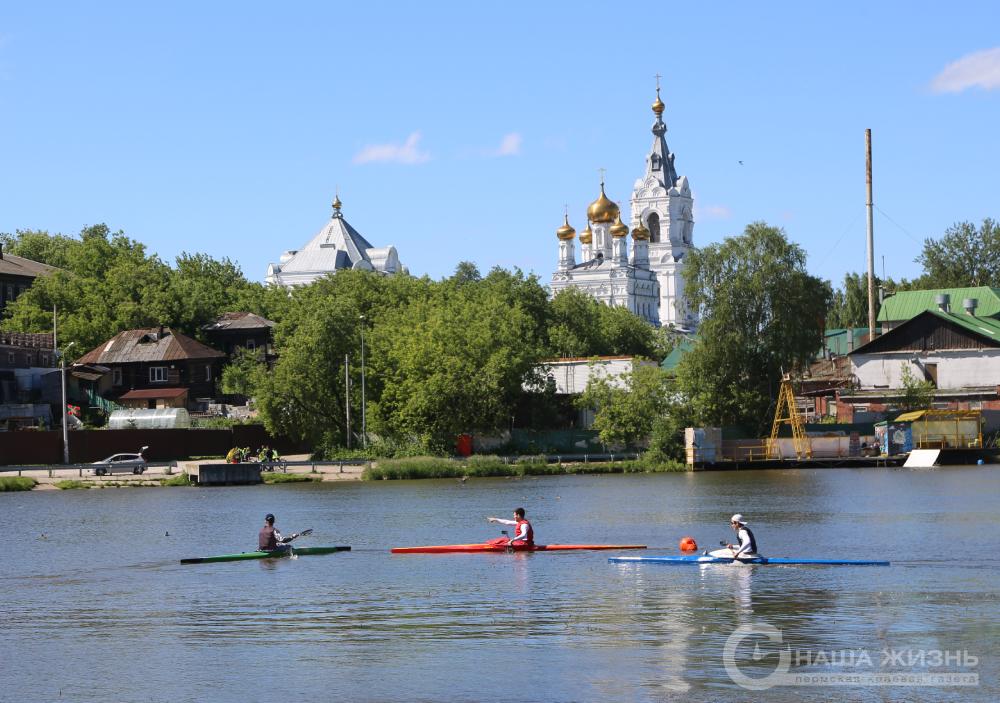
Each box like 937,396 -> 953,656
695,204 -> 732,220
493,132 -> 522,157
352,131 -> 430,165
930,47 -> 1000,93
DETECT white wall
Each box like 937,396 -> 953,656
852,350 -> 1000,389
534,358 -> 657,395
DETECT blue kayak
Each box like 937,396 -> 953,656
609,554 -> 890,566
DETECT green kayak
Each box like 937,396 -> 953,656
180,546 -> 350,564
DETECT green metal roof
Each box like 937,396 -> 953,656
822,328 -> 879,357
660,338 -> 695,372
853,308 -> 1000,353
877,286 -> 1000,322
928,308 -> 1000,342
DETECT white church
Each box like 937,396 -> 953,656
550,87 -> 697,330
266,195 -> 402,287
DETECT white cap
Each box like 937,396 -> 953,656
731,514 -> 746,525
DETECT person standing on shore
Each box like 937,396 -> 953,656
259,513 -> 296,552
487,508 -> 534,547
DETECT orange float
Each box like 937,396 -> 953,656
679,536 -> 698,552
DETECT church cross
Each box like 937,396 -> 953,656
598,167 -> 606,187
655,73 -> 662,96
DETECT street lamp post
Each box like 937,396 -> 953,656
60,341 -> 75,464
359,315 -> 367,449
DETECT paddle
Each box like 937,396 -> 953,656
501,530 -> 514,554
281,528 -> 313,544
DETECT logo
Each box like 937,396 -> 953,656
723,622 -> 791,691
722,622 -> 979,689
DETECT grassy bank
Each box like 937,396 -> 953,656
0,476 -> 37,491
362,455 -> 688,480
54,480 -> 92,490
262,472 -> 323,484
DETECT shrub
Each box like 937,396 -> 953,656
161,473 -> 193,486
362,456 -> 462,480
54,480 -> 91,490
0,476 -> 36,492
261,472 -> 323,484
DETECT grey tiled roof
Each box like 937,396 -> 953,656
76,327 -> 225,365
203,312 -> 276,331
0,252 -> 58,279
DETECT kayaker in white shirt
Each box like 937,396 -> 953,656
725,514 -> 758,559
487,507 -> 535,546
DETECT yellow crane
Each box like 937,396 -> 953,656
767,377 -> 811,460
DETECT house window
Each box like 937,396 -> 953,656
25,353 -> 33,366
113,368 -> 123,386
7,352 -> 14,364
41,355 -> 49,366
205,364 -> 212,382
149,366 -> 167,383
6,285 -> 13,300
246,339 -> 256,351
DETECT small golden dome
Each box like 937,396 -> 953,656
332,194 -> 343,212
579,223 -> 593,245
632,219 -> 650,241
610,212 -> 629,238
556,214 -> 576,241
652,94 -> 665,116
587,184 -> 620,224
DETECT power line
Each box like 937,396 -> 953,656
874,205 -> 923,245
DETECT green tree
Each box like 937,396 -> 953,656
220,348 -> 267,399
0,229 -> 78,269
369,267 -> 549,451
2,226 -> 270,352
915,218 -> 1000,288
677,222 -> 831,433
898,365 -> 935,413
547,287 -> 665,359
577,363 -> 673,447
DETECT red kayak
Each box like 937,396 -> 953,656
391,539 -> 646,554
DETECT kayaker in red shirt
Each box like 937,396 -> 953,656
259,513 -> 298,552
487,507 -> 534,547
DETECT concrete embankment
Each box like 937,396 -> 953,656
12,455 -> 365,490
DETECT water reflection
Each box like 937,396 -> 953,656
3,470 -> 999,702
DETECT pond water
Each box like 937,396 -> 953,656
4,467 -> 999,702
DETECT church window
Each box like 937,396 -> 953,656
651,153 -> 661,171
647,213 -> 660,243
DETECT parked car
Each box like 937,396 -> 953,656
89,446 -> 149,476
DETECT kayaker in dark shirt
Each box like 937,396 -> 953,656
259,513 -> 296,552
487,507 -> 535,546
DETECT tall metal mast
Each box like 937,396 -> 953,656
865,129 -> 876,340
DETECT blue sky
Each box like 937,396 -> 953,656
1,2 -> 998,288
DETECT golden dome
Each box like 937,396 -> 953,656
652,92 -> 665,116
632,219 -> 650,240
556,214 -> 576,241
332,194 -> 343,211
579,223 -> 593,245
587,184 -> 620,224
610,212 -> 629,238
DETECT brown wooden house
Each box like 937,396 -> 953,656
75,327 -> 225,409
202,312 -> 277,365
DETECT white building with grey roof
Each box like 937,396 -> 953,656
265,195 -> 403,287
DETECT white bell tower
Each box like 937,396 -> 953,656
630,78 -> 697,330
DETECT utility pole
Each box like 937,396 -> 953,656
344,354 -> 351,450
865,128 -> 876,340
359,315 -> 367,449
